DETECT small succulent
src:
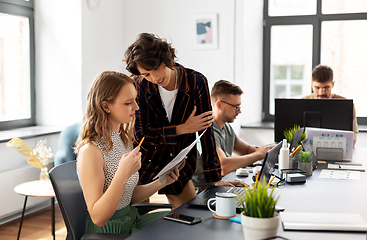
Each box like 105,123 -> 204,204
296,150 -> 312,163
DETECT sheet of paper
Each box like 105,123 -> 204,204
328,163 -> 365,172
319,169 -> 360,180
153,128 -> 207,183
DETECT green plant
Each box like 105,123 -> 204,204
236,177 -> 279,218
283,125 -> 306,144
296,150 -> 312,163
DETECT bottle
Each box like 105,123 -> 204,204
278,139 -> 289,173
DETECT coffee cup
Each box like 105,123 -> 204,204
207,192 -> 236,217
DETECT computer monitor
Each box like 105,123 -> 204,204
274,98 -> 353,143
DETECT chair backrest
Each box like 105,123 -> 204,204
49,161 -> 87,240
54,122 -> 82,166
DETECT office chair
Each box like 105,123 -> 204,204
54,122 -> 82,166
49,161 -> 172,240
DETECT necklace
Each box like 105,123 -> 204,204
174,67 -> 178,90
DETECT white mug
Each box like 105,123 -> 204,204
207,192 -> 236,217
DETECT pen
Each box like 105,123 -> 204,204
254,171 -> 260,188
289,145 -> 301,157
267,176 -> 275,187
138,137 -> 145,147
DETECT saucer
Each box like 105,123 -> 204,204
213,213 -> 237,220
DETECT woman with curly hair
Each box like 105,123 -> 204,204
75,70 -> 183,234
124,33 -> 223,209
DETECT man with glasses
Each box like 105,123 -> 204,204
302,64 -> 358,146
192,80 -> 272,186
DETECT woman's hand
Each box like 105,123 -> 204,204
162,160 -> 186,186
176,106 -> 214,135
117,147 -> 142,179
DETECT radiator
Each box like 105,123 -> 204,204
0,165 -> 51,223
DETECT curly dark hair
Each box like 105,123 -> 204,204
124,33 -> 176,75
312,64 -> 333,83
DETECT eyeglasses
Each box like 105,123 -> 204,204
220,101 -> 241,112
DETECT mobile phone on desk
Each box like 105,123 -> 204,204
164,213 -> 202,225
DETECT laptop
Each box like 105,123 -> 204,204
187,141 -> 284,212
280,212 -> 367,232
289,127 -> 304,152
258,141 -> 282,183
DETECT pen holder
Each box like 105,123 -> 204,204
289,152 -> 300,169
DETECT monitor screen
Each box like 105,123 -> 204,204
259,141 -> 282,183
274,98 -> 353,143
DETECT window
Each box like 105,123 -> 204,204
0,0 -> 34,130
272,65 -> 304,110
263,0 -> 367,125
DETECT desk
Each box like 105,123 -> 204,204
14,180 -> 55,240
127,147 -> 367,240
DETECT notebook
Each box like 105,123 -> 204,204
280,212 -> 367,232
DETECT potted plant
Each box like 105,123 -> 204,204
237,177 -> 280,240
297,150 -> 313,176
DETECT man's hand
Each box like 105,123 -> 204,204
214,179 -> 249,187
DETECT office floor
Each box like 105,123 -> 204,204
0,192 -> 168,240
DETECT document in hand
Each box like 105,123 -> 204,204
153,128 -> 207,183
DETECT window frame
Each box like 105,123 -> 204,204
263,0 -> 367,125
0,0 -> 35,130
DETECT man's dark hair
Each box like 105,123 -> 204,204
312,64 -> 333,83
124,33 -> 176,75
211,80 -> 243,102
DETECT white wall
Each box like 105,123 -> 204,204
81,0 -> 126,112
240,0 -> 264,125
34,0 -> 83,126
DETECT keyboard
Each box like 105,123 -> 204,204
226,186 -> 285,212
227,187 -> 246,208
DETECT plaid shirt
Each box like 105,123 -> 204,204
134,63 -> 221,195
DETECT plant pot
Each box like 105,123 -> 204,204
298,162 -> 312,176
241,212 -> 279,240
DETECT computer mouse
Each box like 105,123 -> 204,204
235,168 -> 249,177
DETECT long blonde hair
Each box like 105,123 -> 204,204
75,71 -> 136,153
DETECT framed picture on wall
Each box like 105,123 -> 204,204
193,13 -> 218,50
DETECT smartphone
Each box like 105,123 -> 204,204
163,213 -> 202,225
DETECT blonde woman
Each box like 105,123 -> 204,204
75,71 -> 184,234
